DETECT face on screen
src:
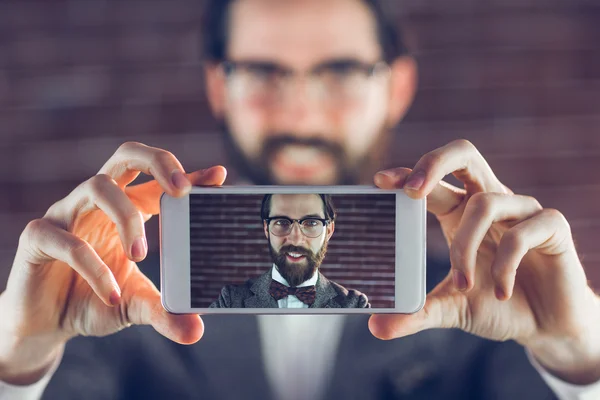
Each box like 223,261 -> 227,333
204,0 -> 416,185
189,192 -> 396,309
264,194 -> 335,287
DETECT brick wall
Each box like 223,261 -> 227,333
0,0 -> 599,290
190,194 -> 396,308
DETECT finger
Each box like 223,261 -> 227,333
45,174 -> 147,262
125,165 -> 228,216
98,142 -> 191,197
450,193 -> 543,292
374,167 -> 466,216
369,285 -> 465,339
401,139 -> 509,201
124,275 -> 204,344
491,208 -> 574,300
16,219 -> 121,307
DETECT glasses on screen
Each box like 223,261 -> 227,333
220,59 -> 390,105
264,217 -> 331,238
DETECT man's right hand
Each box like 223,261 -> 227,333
0,142 -> 227,385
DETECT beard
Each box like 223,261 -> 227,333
269,241 -> 328,287
219,121 -> 389,185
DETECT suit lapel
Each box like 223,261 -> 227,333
192,315 -> 274,400
326,316 -> 456,399
310,272 -> 339,308
244,270 -> 278,308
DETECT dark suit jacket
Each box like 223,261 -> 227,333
42,253 -> 558,400
209,269 -> 371,308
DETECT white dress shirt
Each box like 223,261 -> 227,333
258,315 -> 346,400
260,266 -> 346,400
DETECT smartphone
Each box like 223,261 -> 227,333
160,185 -> 426,314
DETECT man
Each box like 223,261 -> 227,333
1,0 -> 599,399
210,193 -> 370,308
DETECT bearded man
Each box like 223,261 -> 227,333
210,193 -> 370,308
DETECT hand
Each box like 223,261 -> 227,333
0,142 -> 227,384
369,139 -> 600,385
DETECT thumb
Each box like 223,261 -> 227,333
126,165 -> 228,216
124,275 -> 204,344
368,280 -> 464,339
375,167 -> 466,217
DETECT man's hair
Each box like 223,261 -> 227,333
261,194 -> 337,221
201,0 -> 408,63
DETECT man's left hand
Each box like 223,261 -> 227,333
369,139 -> 600,385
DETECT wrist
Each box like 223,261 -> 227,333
526,292 -> 600,385
0,342 -> 64,386
0,294 -> 66,385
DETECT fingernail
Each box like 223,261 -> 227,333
131,236 -> 147,259
171,170 -> 190,190
452,270 -> 468,291
109,287 -> 121,306
404,171 -> 425,191
495,286 -> 506,300
377,169 -> 397,179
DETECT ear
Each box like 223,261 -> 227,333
263,220 -> 269,240
385,56 -> 418,127
204,62 -> 227,117
326,221 -> 335,241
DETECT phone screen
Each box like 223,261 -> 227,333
189,192 -> 396,309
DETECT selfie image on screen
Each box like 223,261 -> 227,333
189,193 -> 395,309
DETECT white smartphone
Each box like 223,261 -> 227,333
160,185 -> 426,314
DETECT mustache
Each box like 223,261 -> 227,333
262,134 -> 345,159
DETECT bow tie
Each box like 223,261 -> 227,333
269,280 -> 316,306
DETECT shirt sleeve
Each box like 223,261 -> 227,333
0,348 -> 63,400
526,348 -> 600,400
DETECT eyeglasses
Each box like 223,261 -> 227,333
265,217 -> 331,238
220,59 -> 390,105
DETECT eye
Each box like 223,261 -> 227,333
274,219 -> 291,227
246,65 -> 284,85
302,219 -> 319,227
320,62 -> 366,81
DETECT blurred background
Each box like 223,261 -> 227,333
189,194 -> 396,308
0,0 -> 598,290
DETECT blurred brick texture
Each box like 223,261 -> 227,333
190,194 -> 396,308
0,0 -> 599,290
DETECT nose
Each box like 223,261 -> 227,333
273,77 -> 329,139
286,221 -> 304,245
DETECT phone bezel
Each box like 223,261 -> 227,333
160,185 -> 426,314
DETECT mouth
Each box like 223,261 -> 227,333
286,252 -> 306,262
272,145 -> 335,180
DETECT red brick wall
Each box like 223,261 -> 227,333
190,194 -> 396,308
0,0 -> 599,291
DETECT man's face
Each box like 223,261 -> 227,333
206,0 -> 413,185
264,194 -> 335,286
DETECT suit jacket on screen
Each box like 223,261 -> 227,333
42,253 -> 558,400
209,269 -> 371,308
